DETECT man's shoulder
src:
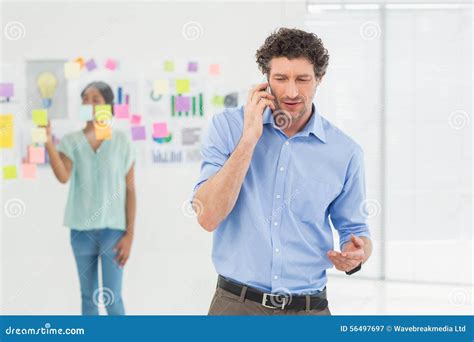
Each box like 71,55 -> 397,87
320,115 -> 363,155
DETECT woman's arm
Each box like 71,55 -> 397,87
114,164 -> 136,268
43,121 -> 72,183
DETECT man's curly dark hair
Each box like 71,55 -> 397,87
256,28 -> 329,79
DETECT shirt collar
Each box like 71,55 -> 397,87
262,103 -> 326,143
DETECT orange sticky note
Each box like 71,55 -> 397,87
28,146 -> 45,164
21,163 -> 37,179
94,123 -> 112,140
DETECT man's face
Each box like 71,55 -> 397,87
267,57 -> 320,122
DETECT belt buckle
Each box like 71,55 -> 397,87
262,293 -> 286,310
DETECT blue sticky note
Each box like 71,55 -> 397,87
79,105 -> 93,121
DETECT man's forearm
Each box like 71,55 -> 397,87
194,136 -> 257,232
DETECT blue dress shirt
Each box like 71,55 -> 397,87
193,104 -> 371,295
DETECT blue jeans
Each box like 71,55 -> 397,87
70,228 -> 126,315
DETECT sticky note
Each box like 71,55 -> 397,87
28,146 -> 45,164
131,114 -> 141,125
164,60 -> 174,72
131,126 -> 146,141
21,163 -> 37,179
0,114 -> 14,148
114,104 -> 129,119
153,80 -> 169,95
74,57 -> 85,69
212,95 -> 225,106
94,124 -> 112,140
0,83 -> 14,98
31,127 -> 47,143
153,122 -> 169,138
175,96 -> 191,112
188,62 -> 198,72
85,59 -> 97,71
3,165 -> 17,179
79,105 -> 93,121
176,79 -> 190,94
32,109 -> 48,126
105,58 -> 118,70
94,104 -> 112,118
209,64 -> 220,75
64,62 -> 81,79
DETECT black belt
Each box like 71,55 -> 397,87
217,275 -> 328,311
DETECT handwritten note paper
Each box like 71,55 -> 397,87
21,163 -> 37,179
153,122 -> 169,138
28,146 -> 45,164
114,104 -> 129,119
175,79 -> 190,94
3,165 -> 17,180
131,126 -> 146,141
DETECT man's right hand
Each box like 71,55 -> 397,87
242,83 -> 275,144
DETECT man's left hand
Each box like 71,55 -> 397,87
327,234 -> 365,273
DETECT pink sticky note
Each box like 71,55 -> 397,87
21,163 -> 37,179
209,63 -> 220,75
153,122 -> 168,138
131,114 -> 141,125
28,146 -> 45,164
175,96 -> 191,112
105,59 -> 118,70
131,126 -> 146,141
114,104 -> 129,119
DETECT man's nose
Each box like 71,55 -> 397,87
285,82 -> 299,98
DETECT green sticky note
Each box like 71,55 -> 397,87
94,105 -> 112,119
3,165 -> 17,179
175,79 -> 190,94
32,109 -> 48,126
212,95 -> 225,106
164,60 -> 174,72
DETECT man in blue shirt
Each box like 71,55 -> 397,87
193,28 -> 373,315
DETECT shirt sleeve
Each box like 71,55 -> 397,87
329,146 -> 372,250
56,133 -> 75,162
192,112 -> 232,195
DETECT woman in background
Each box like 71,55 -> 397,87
44,81 -> 136,315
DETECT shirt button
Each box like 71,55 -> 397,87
274,275 -> 279,280
279,166 -> 285,171
273,222 -> 278,226
285,141 -> 289,145
275,248 -> 280,253
276,194 -> 281,199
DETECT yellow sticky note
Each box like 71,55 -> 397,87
94,105 -> 112,118
153,80 -> 169,95
175,79 -> 190,94
94,123 -> 112,140
212,95 -> 225,106
21,163 -> 37,179
32,109 -> 48,126
164,60 -> 174,72
3,165 -> 17,180
31,127 -> 47,143
64,62 -> 81,79
0,114 -> 14,148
